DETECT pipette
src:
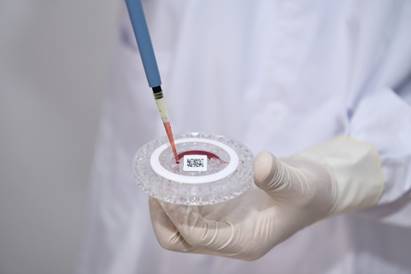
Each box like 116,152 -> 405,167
125,0 -> 178,162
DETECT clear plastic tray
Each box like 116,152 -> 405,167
132,132 -> 254,205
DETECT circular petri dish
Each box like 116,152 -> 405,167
132,132 -> 254,205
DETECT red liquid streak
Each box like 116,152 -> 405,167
176,150 -> 221,162
163,121 -> 178,163
176,150 -> 226,165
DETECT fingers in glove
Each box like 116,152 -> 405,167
159,202 -> 240,256
149,198 -> 192,252
254,151 -> 309,199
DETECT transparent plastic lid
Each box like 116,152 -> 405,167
132,132 -> 254,205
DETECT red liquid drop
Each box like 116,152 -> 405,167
163,121 -> 178,163
162,122 -> 224,165
176,150 -> 222,164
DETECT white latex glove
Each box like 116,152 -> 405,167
149,137 -> 384,260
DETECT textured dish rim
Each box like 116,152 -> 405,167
132,133 -> 254,205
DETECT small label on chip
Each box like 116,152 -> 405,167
183,155 -> 208,172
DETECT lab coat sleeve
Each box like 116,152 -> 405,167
349,88 -> 411,206
347,1 -> 411,220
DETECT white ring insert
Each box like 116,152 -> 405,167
150,138 -> 239,184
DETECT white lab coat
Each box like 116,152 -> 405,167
79,0 -> 411,273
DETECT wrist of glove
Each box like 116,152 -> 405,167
149,136 -> 384,260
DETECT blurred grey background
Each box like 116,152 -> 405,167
0,1 -> 118,273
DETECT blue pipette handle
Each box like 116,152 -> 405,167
125,0 -> 161,88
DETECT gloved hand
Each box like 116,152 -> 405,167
149,137 -> 384,260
